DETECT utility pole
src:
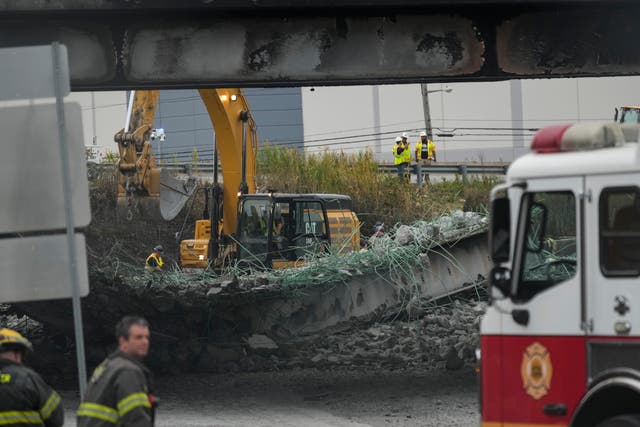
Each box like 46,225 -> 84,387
421,84 -> 433,141
421,83 -> 452,140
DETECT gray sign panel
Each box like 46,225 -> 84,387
0,234 -> 88,303
0,102 -> 90,233
0,45 -> 70,100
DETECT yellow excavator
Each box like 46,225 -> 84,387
114,88 -> 361,269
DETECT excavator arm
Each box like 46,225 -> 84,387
112,88 -> 256,233
113,90 -> 162,218
198,89 -> 257,236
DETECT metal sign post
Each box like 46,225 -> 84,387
51,42 -> 87,397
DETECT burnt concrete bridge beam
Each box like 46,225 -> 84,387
0,1 -> 638,90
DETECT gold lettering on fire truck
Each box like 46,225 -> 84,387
521,342 -> 553,400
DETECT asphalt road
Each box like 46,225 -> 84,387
61,367 -> 479,426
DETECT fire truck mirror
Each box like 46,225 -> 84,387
490,266 -> 512,298
490,197 -> 511,263
511,309 -> 529,326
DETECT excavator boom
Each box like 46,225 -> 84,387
198,89 -> 257,236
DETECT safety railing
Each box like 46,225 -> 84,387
157,161 -> 510,178
89,161 -> 510,180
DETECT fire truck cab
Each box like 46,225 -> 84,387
481,122 -> 640,427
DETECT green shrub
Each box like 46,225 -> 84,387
257,145 -> 502,234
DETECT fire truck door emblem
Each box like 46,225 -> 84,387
521,342 -> 553,400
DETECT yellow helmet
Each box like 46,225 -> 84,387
0,328 -> 33,353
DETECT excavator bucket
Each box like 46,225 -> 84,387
159,168 -> 198,221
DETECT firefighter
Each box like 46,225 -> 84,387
145,246 -> 164,272
77,316 -> 156,427
0,328 -> 64,427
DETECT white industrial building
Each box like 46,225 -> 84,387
77,76 -> 640,163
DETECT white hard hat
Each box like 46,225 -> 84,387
395,136 -> 402,142
401,132 -> 409,139
420,131 -> 427,137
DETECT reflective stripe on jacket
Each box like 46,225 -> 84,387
77,351 -> 155,427
0,359 -> 64,427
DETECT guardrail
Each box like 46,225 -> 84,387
157,161 -> 510,180
377,162 -> 509,176
89,161 -> 510,180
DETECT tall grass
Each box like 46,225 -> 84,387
257,145 -> 501,233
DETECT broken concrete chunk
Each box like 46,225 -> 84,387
220,279 -> 238,289
206,287 -> 223,297
394,225 -> 415,246
245,334 -> 278,350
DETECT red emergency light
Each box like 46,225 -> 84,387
531,123 -> 629,154
530,124 -> 571,153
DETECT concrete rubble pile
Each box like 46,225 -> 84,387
240,300 -> 488,373
6,211 -> 490,375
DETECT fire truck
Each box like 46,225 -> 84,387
481,122 -> 640,427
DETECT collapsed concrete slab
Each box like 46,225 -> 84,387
10,213 -> 490,372
234,232 -> 489,338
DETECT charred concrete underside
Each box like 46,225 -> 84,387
0,1 -> 638,89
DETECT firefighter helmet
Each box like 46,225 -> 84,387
0,328 -> 33,353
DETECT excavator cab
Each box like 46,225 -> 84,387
615,106 -> 640,124
237,194 -> 337,269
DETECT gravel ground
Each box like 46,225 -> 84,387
61,367 -> 479,426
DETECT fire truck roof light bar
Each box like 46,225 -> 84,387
531,123 -> 638,154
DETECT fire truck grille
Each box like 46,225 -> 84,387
588,341 -> 640,383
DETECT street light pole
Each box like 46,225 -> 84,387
420,83 -> 452,140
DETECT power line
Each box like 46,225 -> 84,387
154,124 -> 538,154
154,132 -> 536,159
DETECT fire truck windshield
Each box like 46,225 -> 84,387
516,191 -> 577,302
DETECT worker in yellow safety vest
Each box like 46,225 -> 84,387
392,136 -> 407,179
145,246 -> 164,272
415,131 -> 437,185
0,328 -> 64,427
402,132 -> 411,166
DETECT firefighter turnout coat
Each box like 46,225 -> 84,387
0,359 -> 63,427
77,351 -> 155,427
